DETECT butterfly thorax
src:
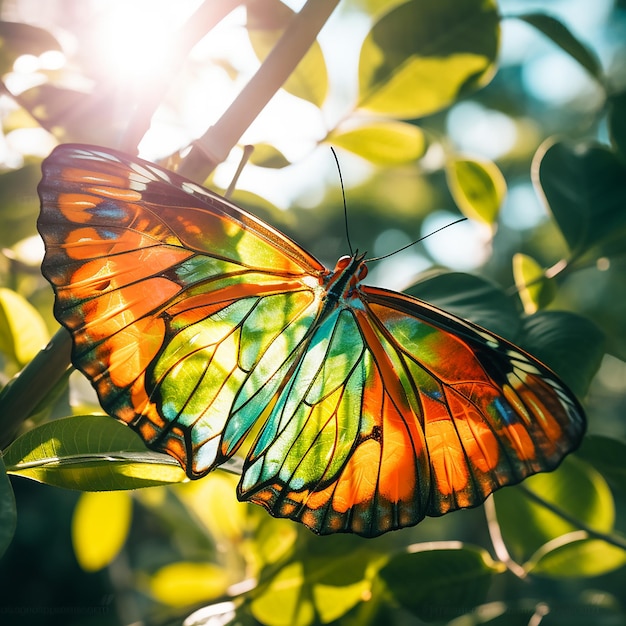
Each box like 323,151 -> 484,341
325,253 -> 368,305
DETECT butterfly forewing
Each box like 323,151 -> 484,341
37,144 -> 586,537
38,145 -> 327,477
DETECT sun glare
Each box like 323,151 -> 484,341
91,0 -> 201,83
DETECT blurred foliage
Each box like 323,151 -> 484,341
0,0 -> 625,625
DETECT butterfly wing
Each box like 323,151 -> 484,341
37,144 -> 328,477
238,284 -> 585,536
38,144 -> 585,538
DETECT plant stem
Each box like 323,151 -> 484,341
178,0 -> 341,182
483,496 -> 527,578
519,484 -> 626,551
122,0 -> 245,153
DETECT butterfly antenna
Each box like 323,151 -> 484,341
331,147 -> 354,256
366,217 -> 468,262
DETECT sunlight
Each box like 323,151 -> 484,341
90,0 -> 202,83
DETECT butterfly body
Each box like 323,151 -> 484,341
38,145 -> 585,537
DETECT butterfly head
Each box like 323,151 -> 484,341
326,253 -> 369,303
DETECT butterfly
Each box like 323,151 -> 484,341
37,144 -> 585,537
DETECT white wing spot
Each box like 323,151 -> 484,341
182,181 -> 207,196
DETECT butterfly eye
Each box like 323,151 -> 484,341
357,263 -> 368,281
334,255 -> 353,271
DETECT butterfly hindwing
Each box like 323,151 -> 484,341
235,285 -> 584,536
38,144 -> 586,537
236,284 -> 584,536
239,304 -> 432,536
360,287 -> 584,513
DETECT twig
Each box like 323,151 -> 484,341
178,0 -> 341,182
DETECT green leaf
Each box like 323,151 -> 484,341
17,84 -> 129,144
251,546 -> 377,626
72,491 -> 132,571
378,544 -> 502,622
0,165 -> 41,248
14,84 -> 89,136
175,473 -> 255,542
251,561 -> 314,626
149,561 -> 230,607
470,607 -> 535,626
246,0 -> 328,106
134,487 -> 218,561
249,143 -> 291,168
358,0 -> 499,118
446,157 -> 506,224
493,457 -> 615,564
528,537 -> 626,578
0,288 -> 49,367
254,514 -> 298,566
0,456 -> 17,559
0,21 -> 62,75
512,253 -> 556,314
468,597 -> 624,625
517,13 -> 603,83
577,435 -> 626,499
4,414 -> 186,490
328,121 -> 426,165
608,90 -> 626,163
534,140 -> 626,258
406,271 -> 520,341
520,311 -> 604,398
309,550 -> 375,623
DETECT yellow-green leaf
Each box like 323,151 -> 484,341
251,561 -> 314,626
4,414 -> 186,490
494,457 -> 615,564
351,0 -> 408,19
446,157 -> 506,224
72,491 -> 132,571
313,579 -> 371,624
249,143 -> 291,168
512,252 -> 556,314
254,516 -> 298,566
150,562 -> 229,607
328,121 -> 426,165
175,473 -> 250,542
358,0 -> 499,118
246,0 -> 328,106
0,288 -> 49,366
529,538 -> 626,578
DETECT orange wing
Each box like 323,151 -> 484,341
238,281 -> 584,536
38,145 -> 586,538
